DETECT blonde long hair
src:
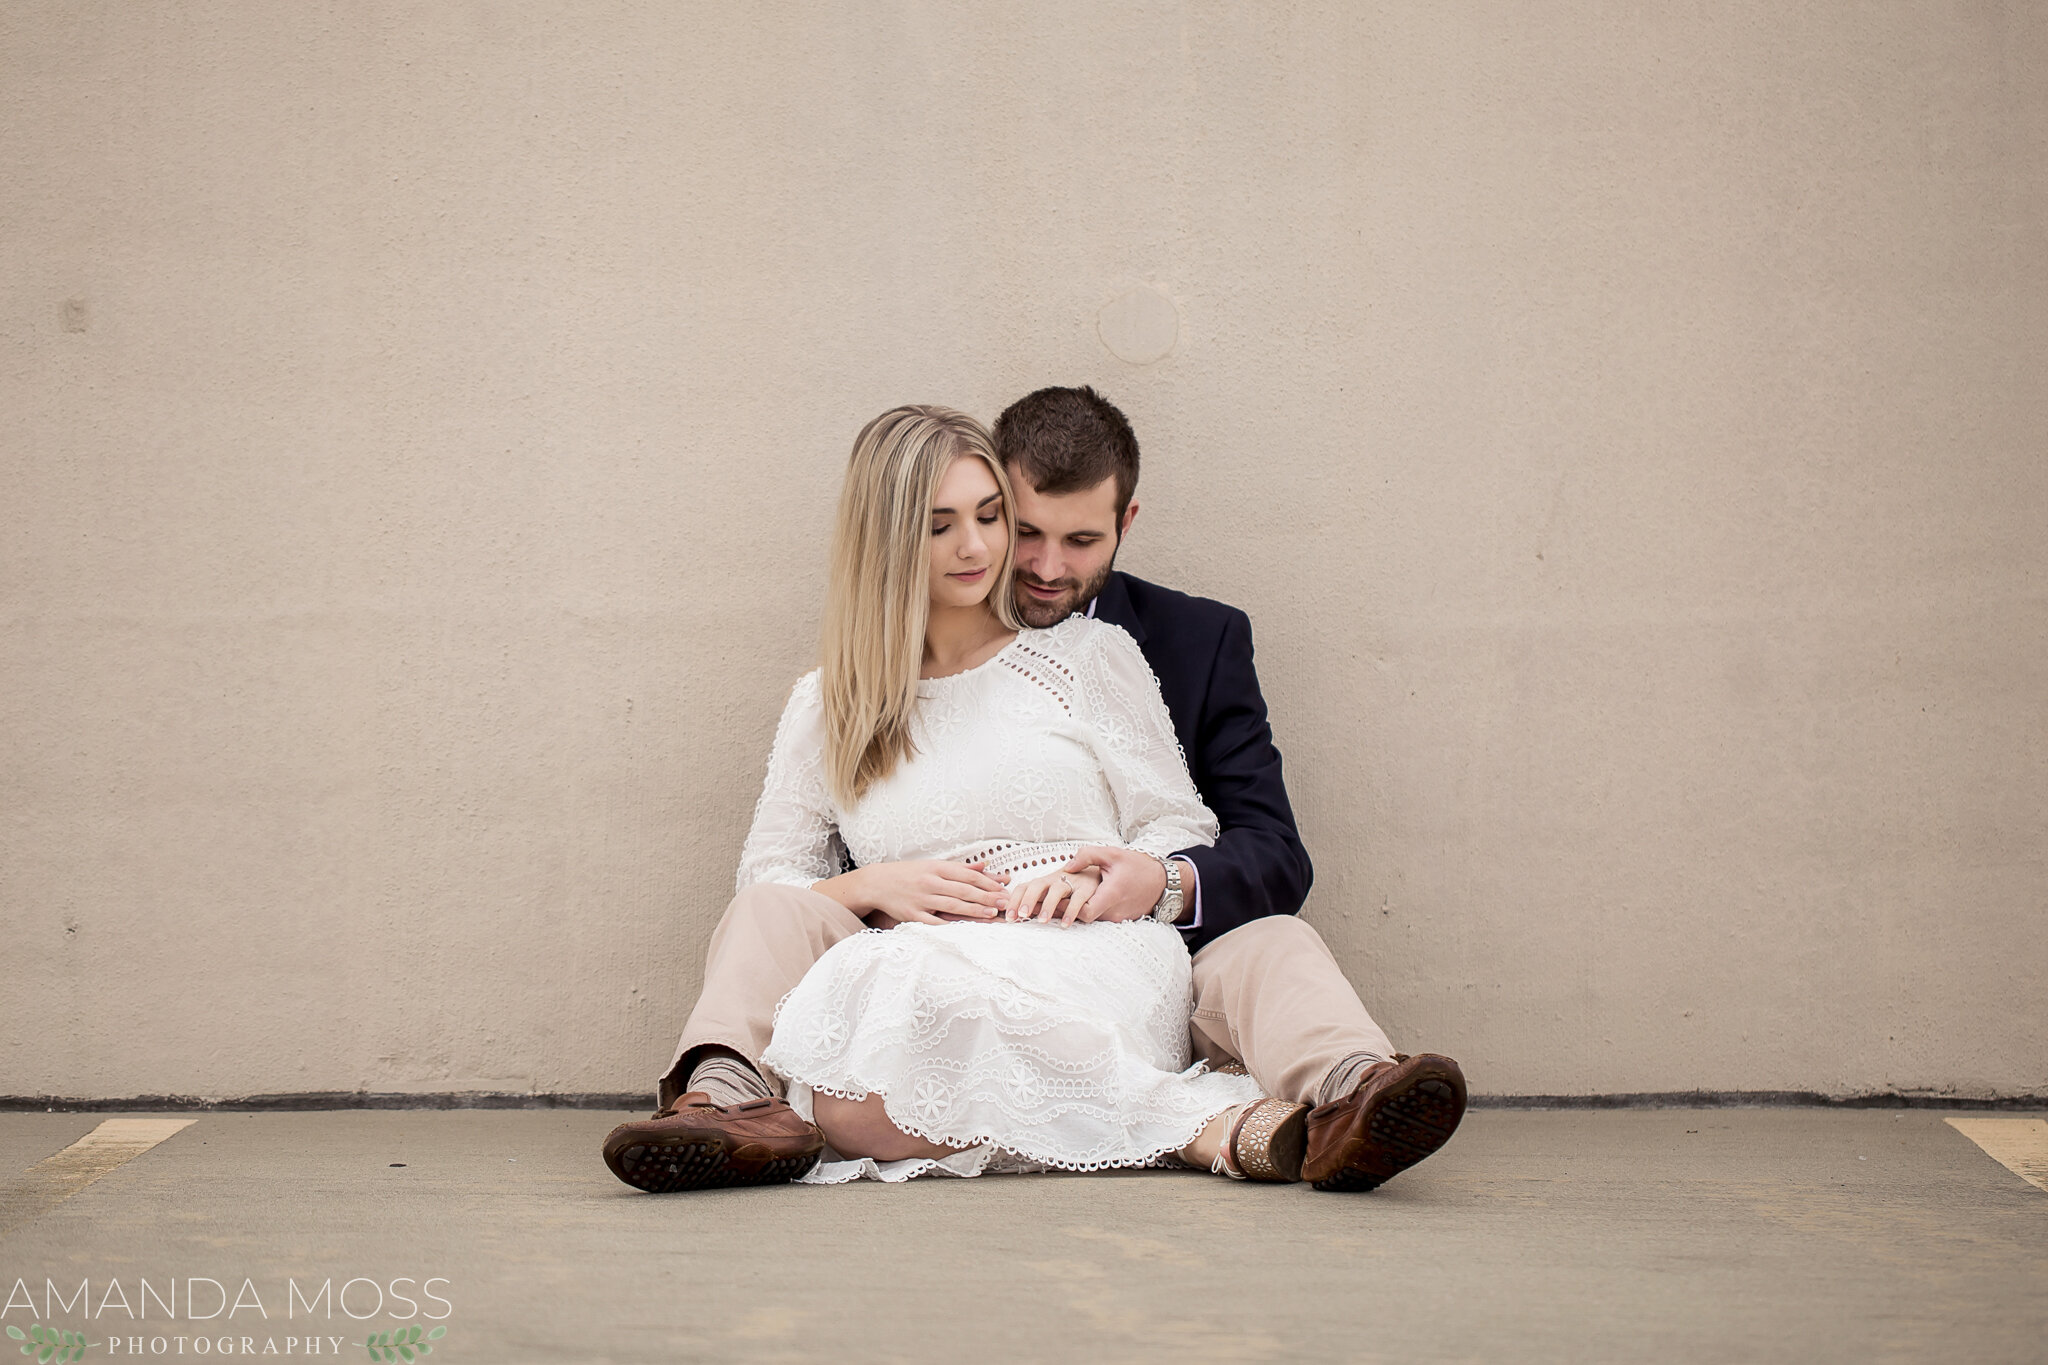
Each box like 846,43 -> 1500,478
820,405 -> 1023,806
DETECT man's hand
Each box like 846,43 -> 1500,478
1054,846 -> 1168,924
816,859 -> 1010,927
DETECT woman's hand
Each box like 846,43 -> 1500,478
815,859 -> 1010,927
1003,865 -> 1106,926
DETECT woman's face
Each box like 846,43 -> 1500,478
927,455 -> 1007,611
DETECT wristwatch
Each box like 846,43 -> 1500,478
1150,856 -> 1186,924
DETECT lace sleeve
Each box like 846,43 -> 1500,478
1071,621 -> 1220,860
733,670 -> 846,893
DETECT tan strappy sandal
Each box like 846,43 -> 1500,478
1203,1098 -> 1311,1182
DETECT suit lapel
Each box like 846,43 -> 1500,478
1089,571 -> 1147,646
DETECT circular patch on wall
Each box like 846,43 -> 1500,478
1097,285 -> 1179,365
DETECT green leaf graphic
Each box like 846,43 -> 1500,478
4,1327 -> 20,1340
358,1323 -> 449,1361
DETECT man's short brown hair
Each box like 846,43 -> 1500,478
993,386 -> 1140,520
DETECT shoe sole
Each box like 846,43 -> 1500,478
1312,1075 -> 1464,1192
605,1134 -> 822,1193
1262,1104 -> 1309,1182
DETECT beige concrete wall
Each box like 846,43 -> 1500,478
3,3 -> 2042,1102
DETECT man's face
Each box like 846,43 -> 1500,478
1004,466 -> 1139,628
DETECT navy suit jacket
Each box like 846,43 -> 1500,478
1088,572 -> 1313,951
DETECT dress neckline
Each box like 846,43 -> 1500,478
917,629 -> 1030,694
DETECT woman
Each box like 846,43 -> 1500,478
741,404 -> 1307,1183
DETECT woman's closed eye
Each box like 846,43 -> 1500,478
931,512 -> 1000,537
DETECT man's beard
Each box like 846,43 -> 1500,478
1012,554 -> 1118,629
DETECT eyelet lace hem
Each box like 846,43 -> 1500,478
780,1070 -> 1241,1176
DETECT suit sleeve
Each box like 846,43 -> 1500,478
1172,609 -> 1314,948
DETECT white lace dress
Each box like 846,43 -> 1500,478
744,615 -> 1266,1182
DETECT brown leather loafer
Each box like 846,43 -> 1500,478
601,1091 -> 824,1193
1301,1053 -> 1466,1192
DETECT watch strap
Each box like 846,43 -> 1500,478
1151,855 -> 1185,923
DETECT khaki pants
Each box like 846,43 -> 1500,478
658,882 -> 1397,1111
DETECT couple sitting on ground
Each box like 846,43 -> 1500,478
602,386 -> 1466,1190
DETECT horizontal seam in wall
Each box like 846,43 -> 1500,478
3,1090 -> 2045,1113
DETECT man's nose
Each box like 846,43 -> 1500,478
1017,542 -> 1058,584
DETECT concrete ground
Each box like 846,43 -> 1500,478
1,1108 -> 2043,1364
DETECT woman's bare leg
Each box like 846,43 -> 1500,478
1176,1107 -> 1238,1173
813,1093 -> 971,1162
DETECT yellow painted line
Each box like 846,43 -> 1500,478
1945,1117 -> 2048,1194
0,1118 -> 198,1237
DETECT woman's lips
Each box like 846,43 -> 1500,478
949,567 -> 988,581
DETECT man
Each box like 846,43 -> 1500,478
602,386 -> 1465,1193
